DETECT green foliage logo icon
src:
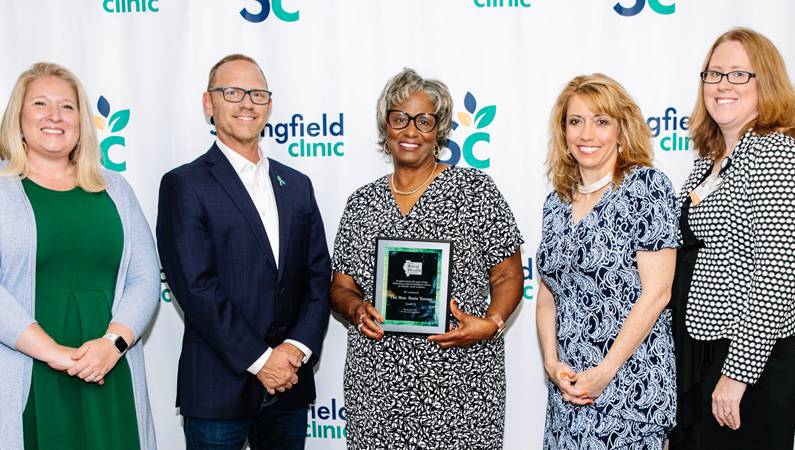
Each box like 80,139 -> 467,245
94,96 -> 130,172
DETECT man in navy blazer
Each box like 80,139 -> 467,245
156,54 -> 331,449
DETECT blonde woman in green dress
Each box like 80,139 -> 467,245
0,63 -> 159,449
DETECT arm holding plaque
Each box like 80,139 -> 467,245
330,271 -> 384,340
428,249 -> 523,348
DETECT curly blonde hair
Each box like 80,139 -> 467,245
546,73 -> 653,203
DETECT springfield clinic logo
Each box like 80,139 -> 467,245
474,0 -> 531,7
613,0 -> 674,16
440,92 -> 495,169
241,0 -> 299,22
647,107 -> 692,152
264,113 -> 345,158
94,96 -> 130,172
102,0 -> 158,13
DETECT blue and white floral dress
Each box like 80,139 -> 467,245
536,166 -> 679,449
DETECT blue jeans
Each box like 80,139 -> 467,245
184,394 -> 307,450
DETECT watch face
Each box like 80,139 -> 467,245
114,336 -> 129,353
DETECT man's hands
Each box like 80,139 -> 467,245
256,342 -> 305,395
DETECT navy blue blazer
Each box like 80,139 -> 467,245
156,143 -> 331,419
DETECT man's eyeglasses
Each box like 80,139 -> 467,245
208,87 -> 272,105
387,110 -> 439,133
700,71 -> 756,85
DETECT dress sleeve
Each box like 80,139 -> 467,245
723,135 -> 795,384
479,174 -> 524,268
631,168 -> 680,252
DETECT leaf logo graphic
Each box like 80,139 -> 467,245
444,92 -> 495,169
94,96 -> 130,172
94,96 -> 130,133
453,92 -> 497,130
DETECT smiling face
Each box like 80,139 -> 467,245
565,94 -> 620,182
386,91 -> 438,168
203,59 -> 271,152
20,76 -> 80,162
704,40 -> 759,140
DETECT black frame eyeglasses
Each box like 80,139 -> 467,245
387,110 -> 439,133
700,71 -> 756,85
208,87 -> 272,105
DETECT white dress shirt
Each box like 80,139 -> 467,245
216,140 -> 312,374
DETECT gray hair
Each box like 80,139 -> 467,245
376,68 -> 453,150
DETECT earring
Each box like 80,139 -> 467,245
383,142 -> 391,155
433,145 -> 440,159
618,144 -> 623,154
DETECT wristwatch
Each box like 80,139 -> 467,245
487,315 -> 506,341
103,333 -> 129,355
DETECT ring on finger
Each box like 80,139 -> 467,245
357,323 -> 364,333
359,313 -> 367,324
89,373 -> 97,381
724,411 -> 731,417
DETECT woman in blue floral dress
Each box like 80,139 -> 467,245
536,74 -> 679,449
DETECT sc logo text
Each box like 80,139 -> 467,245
614,0 -> 674,16
241,0 -> 299,23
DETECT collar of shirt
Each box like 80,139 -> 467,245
216,139 -> 270,175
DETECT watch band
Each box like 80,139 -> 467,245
103,333 -> 129,355
487,314 -> 506,340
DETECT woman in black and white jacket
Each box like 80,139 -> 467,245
670,27 -> 795,450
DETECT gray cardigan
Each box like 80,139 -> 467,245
0,160 -> 159,449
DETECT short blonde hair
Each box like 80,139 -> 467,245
0,62 -> 106,192
547,73 -> 653,203
689,27 -> 795,160
376,68 -> 453,150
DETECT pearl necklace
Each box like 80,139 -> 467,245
391,162 -> 438,195
577,172 -> 612,194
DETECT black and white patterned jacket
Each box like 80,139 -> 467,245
680,129 -> 795,384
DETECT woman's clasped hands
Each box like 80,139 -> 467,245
65,336 -> 125,385
545,360 -> 616,406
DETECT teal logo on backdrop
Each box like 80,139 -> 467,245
307,398 -> 346,440
614,0 -> 674,16
264,113 -> 345,158
474,0 -> 530,7
523,257 -> 535,300
160,270 -> 172,303
647,107 -> 692,151
103,0 -> 159,13
441,92 -> 495,169
95,96 -> 130,172
241,0 -> 299,22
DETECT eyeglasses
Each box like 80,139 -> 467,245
387,110 -> 439,133
208,87 -> 272,104
700,71 -> 756,85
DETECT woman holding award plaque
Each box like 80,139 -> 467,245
535,74 -> 679,449
329,68 -> 524,449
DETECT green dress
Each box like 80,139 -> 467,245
21,179 -> 140,450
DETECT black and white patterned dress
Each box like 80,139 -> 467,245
536,166 -> 679,449
332,165 -> 523,450
679,130 -> 795,384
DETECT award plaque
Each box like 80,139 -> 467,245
373,237 -> 453,335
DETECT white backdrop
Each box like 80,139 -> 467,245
2,1 -> 794,448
